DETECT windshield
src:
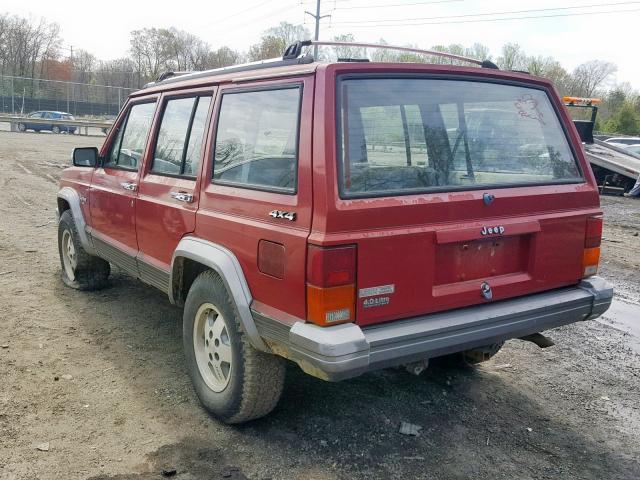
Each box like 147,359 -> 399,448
337,78 -> 582,197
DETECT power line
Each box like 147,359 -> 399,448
328,6 -> 640,27
333,0 -> 463,10
198,0 -> 275,29
218,3 -> 306,35
215,0 -> 274,23
329,1 -> 640,24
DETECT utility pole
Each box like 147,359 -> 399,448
67,46 -> 73,114
305,0 -> 330,59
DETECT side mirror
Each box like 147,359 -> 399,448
72,147 -> 99,167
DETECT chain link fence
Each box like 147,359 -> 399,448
0,75 -> 135,118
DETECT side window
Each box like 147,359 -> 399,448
184,97 -> 212,176
106,123 -> 125,167
105,102 -> 156,170
213,87 -> 301,192
151,95 -> 212,177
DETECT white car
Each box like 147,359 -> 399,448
604,137 -> 640,146
623,144 -> 640,155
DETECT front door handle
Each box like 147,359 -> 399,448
121,182 -> 137,192
170,191 -> 194,203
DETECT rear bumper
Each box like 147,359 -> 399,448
256,277 -> 613,381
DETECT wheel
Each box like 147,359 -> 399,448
58,210 -> 110,290
461,342 -> 504,364
17,123 -> 26,132
52,125 -> 60,134
183,270 -> 285,424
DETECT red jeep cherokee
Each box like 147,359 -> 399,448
57,41 -> 613,423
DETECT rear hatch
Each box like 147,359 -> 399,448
316,72 -> 600,327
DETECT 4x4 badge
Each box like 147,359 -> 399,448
268,210 -> 296,221
480,281 -> 493,300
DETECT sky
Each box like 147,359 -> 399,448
5,0 -> 640,89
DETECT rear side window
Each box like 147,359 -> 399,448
337,78 -> 582,198
106,102 -> 156,170
213,86 -> 301,193
151,95 -> 212,177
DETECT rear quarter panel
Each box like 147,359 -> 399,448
195,75 -> 315,321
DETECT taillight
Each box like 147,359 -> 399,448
306,245 -> 356,326
583,215 -> 602,277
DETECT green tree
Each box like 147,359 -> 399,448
604,102 -> 640,135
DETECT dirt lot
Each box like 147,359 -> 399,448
0,130 -> 639,480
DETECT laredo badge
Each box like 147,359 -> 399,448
363,296 -> 390,309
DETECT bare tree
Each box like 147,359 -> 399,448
264,22 -> 310,46
204,46 -> 242,69
248,22 -> 310,61
497,43 -> 527,71
465,43 -> 491,62
0,14 -> 61,78
72,49 -> 96,84
130,28 -> 172,84
330,34 -> 366,60
570,60 -> 617,97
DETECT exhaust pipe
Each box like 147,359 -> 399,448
404,359 -> 429,376
519,333 -> 555,348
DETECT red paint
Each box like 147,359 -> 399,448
59,61 -> 602,328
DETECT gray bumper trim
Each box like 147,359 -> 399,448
272,278 -> 613,381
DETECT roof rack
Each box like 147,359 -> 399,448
283,40 -> 499,69
156,71 -> 193,82
143,54 -> 315,88
143,39 -> 498,89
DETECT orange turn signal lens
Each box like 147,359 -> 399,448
307,284 -> 355,326
582,247 -> 600,277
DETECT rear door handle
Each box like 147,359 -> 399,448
170,191 -> 194,203
120,182 -> 137,192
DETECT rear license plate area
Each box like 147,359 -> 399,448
434,235 -> 531,285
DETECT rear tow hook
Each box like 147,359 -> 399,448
519,333 -> 555,348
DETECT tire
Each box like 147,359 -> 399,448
17,123 -> 26,132
461,342 -> 504,364
52,125 -> 60,134
58,210 -> 110,290
183,270 -> 285,424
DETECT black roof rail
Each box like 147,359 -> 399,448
156,71 -> 193,82
338,58 -> 370,63
283,40 -> 312,60
482,60 -> 500,70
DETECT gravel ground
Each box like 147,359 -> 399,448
0,130 -> 639,480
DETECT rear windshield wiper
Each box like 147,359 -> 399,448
452,102 -> 475,182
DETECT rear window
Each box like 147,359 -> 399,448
337,78 -> 582,198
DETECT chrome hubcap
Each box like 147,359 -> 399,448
193,303 -> 232,392
61,230 -> 76,281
